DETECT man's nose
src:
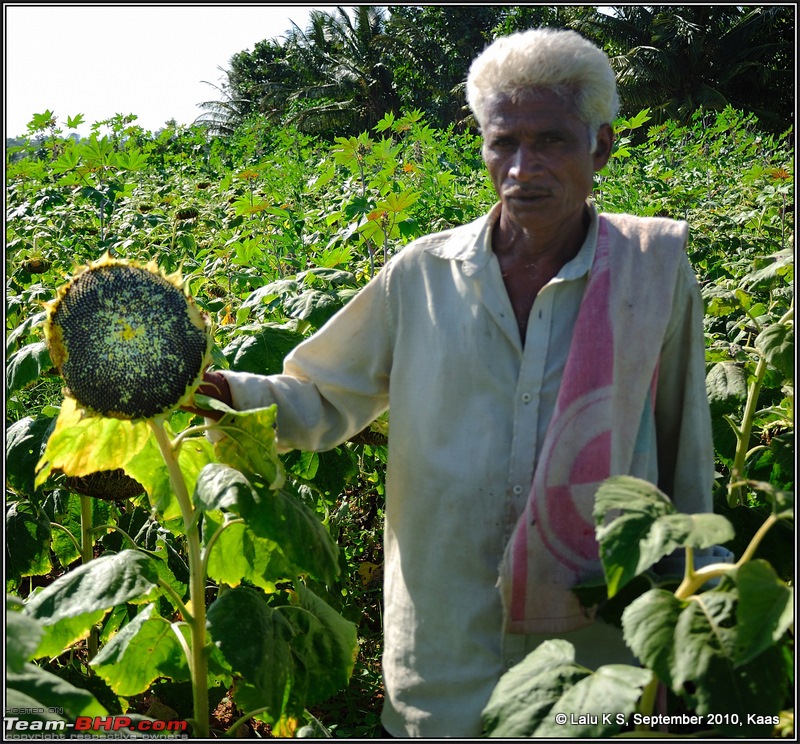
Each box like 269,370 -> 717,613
508,144 -> 541,180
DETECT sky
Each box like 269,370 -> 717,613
4,4 -> 321,139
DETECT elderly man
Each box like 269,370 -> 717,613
196,28 -> 713,738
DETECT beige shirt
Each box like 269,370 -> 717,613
220,203 -> 713,737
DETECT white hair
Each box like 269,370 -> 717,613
466,28 -> 619,140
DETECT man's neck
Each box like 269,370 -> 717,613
492,204 -> 591,268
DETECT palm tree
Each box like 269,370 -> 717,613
281,6 -> 400,135
573,6 -> 793,132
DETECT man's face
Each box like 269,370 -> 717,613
481,90 -> 613,235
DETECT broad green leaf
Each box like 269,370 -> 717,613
6,341 -> 52,396
238,479 -> 339,585
35,397 -> 150,487
283,289 -> 344,327
535,664 -> 652,737
223,324 -> 305,376
4,689 -> 68,725
279,584 -> 358,706
213,404 -> 284,488
115,148 -> 148,171
50,148 -> 81,174
595,477 -> 733,595
6,606 -> 44,672
755,323 -> 793,379
124,431 -> 215,524
6,309 -> 47,354
207,586 -> 295,723
5,501 -> 52,583
91,604 -> 190,694
8,663 -> 108,720
734,560 -> 794,665
673,591 -> 738,691
706,362 -> 748,413
24,550 -> 160,657
232,681 -> 301,738
193,462 -> 247,514
482,639 -> 589,737
379,189 -> 419,213
203,516 -> 292,591
622,589 -> 685,688
692,646 -> 787,737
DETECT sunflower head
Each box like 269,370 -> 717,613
44,254 -> 212,420
65,469 -> 144,501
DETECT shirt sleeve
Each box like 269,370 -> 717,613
220,267 -> 393,453
654,255 -> 715,515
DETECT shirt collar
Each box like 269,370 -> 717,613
423,202 -> 599,278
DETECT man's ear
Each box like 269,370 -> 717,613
593,123 -> 615,171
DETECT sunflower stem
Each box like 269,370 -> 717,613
150,419 -> 209,739
79,494 -> 99,660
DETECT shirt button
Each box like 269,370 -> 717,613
512,485 -> 523,495
521,393 -> 532,403
505,658 -> 517,669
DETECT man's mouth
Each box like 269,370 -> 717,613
504,190 -> 552,201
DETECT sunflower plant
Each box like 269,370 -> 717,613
21,255 -> 357,738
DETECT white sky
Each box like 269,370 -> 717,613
4,4 -> 321,138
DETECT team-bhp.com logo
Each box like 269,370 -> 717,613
5,712 -> 188,738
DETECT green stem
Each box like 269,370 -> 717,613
728,352 -> 769,507
150,419 -> 209,739
79,494 -> 99,660
636,676 -> 660,730
225,707 -> 269,738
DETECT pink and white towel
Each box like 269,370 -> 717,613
499,213 -> 689,634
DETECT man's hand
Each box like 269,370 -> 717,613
182,370 -> 233,420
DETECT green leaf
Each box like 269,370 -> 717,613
535,664 -> 652,737
482,639 -> 589,737
734,560 -> 794,665
630,588 -> 788,734
24,550 -> 160,657
595,477 -> 733,595
7,663 -> 108,720
5,501 -> 52,583
283,289 -> 344,327
755,323 -> 793,379
239,479 -> 340,585
6,604 -> 44,672
207,586 -> 295,723
223,324 -> 305,376
213,404 -> 284,487
91,604 -> 190,694
706,362 -> 748,413
6,416 -> 56,497
193,462 -> 247,514
203,517 -> 293,591
35,397 -> 151,487
6,341 -> 52,396
622,589 -> 684,688
279,584 -> 358,706
124,432 -> 215,524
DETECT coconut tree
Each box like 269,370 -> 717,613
279,6 -> 400,136
573,5 -> 793,132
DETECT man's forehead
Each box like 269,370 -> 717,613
482,91 -> 584,128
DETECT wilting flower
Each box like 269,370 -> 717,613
65,469 -> 144,501
44,254 -> 212,419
